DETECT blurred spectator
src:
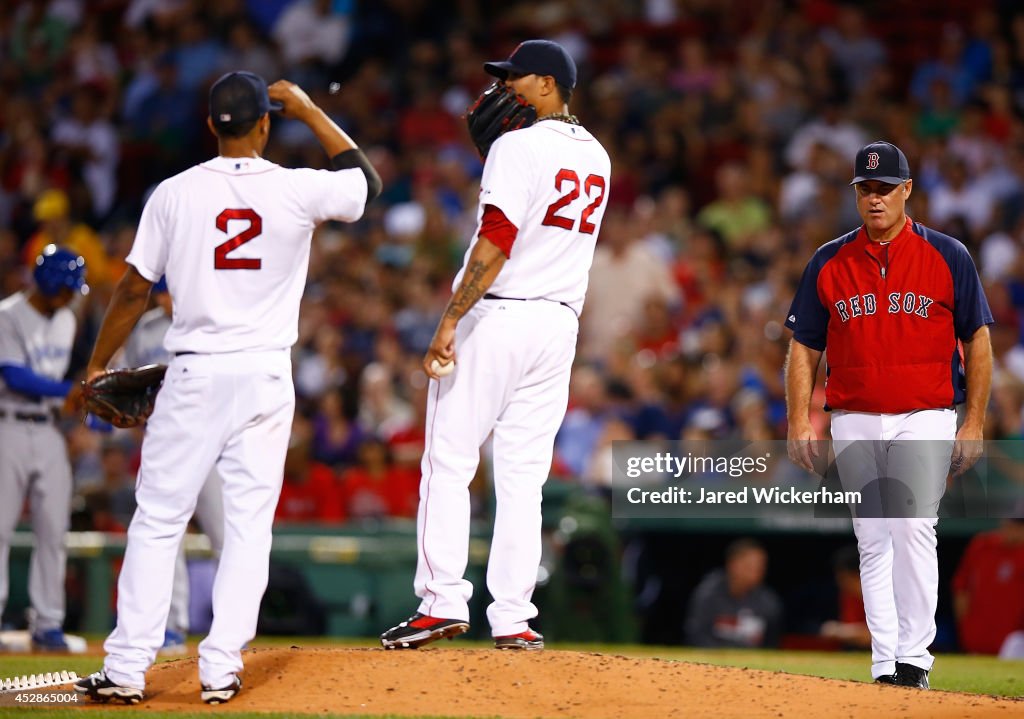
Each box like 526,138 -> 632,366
785,99 -> 868,172
684,538 -> 783,648
928,158 -> 994,238
126,54 -> 198,171
220,21 -> 279,83
22,189 -> 111,289
276,415 -> 345,523
10,1 -> 71,72
80,438 -> 139,530
555,366 -> 612,477
819,544 -> 871,649
696,163 -> 772,253
50,84 -> 119,221
582,208 -> 680,361
910,24 -> 976,109
357,361 -> 413,439
310,390 -> 365,469
339,438 -> 418,519
272,0 -> 351,71
171,14 -> 224,91
952,519 -> 1024,655
818,6 -> 886,95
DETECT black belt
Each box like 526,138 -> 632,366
0,408 -> 56,424
483,293 -> 576,315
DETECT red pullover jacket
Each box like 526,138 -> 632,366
786,218 -> 992,413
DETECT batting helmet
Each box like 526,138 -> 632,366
34,244 -> 88,297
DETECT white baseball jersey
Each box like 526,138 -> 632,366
410,119 -> 611,638
455,119 -> 612,315
0,293 -> 75,411
127,156 -> 367,353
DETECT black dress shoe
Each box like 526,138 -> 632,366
895,662 -> 930,689
874,673 -> 898,685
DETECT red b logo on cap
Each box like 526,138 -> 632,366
866,152 -> 880,170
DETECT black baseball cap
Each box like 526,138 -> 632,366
484,39 -> 577,89
209,71 -> 282,127
850,141 -> 911,185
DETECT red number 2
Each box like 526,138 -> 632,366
541,170 -> 606,235
542,169 -> 580,230
214,209 -> 262,270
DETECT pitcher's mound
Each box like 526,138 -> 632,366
132,647 -> 1016,718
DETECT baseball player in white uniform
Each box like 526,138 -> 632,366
120,277 -> 225,655
381,40 -> 611,651
72,72 -> 380,705
0,245 -> 86,652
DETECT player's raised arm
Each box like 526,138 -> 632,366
268,80 -> 381,202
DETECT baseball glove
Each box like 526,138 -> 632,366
81,364 -> 168,428
466,82 -> 537,159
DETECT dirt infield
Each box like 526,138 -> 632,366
109,646 -> 1020,718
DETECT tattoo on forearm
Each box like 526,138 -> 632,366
445,258 -> 491,321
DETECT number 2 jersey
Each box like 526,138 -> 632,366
127,156 -> 368,354
455,119 -> 612,315
785,218 -> 993,413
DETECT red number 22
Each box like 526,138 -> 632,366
214,209 -> 262,270
541,170 -> 606,235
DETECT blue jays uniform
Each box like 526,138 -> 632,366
0,291 -> 75,638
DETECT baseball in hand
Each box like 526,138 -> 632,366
430,359 -> 455,377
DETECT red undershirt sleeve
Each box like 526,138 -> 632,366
479,204 -> 519,258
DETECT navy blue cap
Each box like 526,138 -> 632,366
209,71 -> 283,127
484,40 -> 577,89
850,141 -> 911,185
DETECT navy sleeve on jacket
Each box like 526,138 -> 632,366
920,225 -> 994,339
786,250 -> 831,351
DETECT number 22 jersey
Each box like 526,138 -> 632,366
456,119 -> 612,316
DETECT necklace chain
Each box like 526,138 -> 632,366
536,112 -> 580,125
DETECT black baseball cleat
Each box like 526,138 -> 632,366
201,675 -> 242,704
895,662 -> 930,689
874,673 -> 898,685
73,670 -> 144,704
494,628 -> 544,650
380,613 -> 470,649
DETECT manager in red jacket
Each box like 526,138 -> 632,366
784,141 -> 994,689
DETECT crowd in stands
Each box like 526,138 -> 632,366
3,0 -> 1024,649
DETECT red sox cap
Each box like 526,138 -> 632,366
209,71 -> 283,128
850,141 -> 911,185
484,40 -> 577,89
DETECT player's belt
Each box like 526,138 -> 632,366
483,293 -> 577,316
0,408 -> 57,424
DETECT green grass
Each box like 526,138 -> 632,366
0,643 -> 1019,718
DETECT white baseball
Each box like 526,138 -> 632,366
430,359 -> 455,377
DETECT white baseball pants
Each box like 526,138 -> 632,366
167,469 -> 224,637
0,419 -> 71,632
831,408 -> 955,679
414,298 -> 578,636
103,350 -> 294,691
